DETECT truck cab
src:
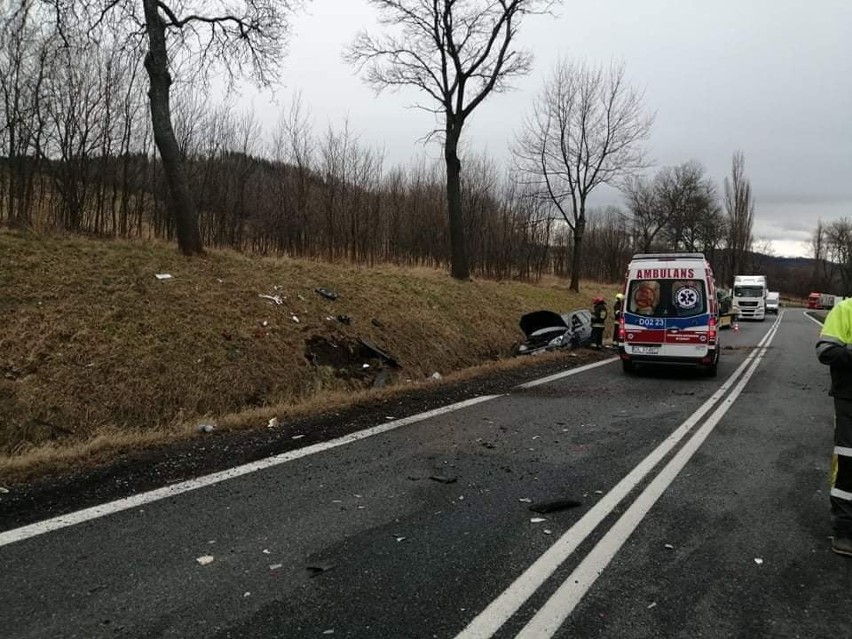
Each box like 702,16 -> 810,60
733,275 -> 767,321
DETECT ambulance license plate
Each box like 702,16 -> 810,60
632,346 -> 659,355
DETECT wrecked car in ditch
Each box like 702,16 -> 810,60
515,309 -> 593,355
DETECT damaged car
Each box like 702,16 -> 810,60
516,309 -> 593,355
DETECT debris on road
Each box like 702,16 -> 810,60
530,517 -> 547,524
395,536 -> 407,543
664,544 -> 674,550
543,529 -> 553,535
429,474 -> 458,484
196,556 -> 214,565
528,498 -> 582,514
336,314 -> 352,325
154,273 -> 173,280
0,487 -> 9,494
754,558 -> 764,565
268,563 -> 283,571
292,434 -> 305,440
518,498 -> 532,503
315,287 -> 339,301
306,562 -> 337,577
647,602 -> 658,610
291,314 -> 300,323
267,417 -> 279,429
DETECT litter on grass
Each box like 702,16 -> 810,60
258,294 -> 284,305
315,288 -> 339,301
267,417 -> 279,429
197,424 -> 215,433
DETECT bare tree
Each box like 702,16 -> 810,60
724,150 -> 755,280
346,0 -> 556,280
514,59 -> 653,291
44,0 -> 305,255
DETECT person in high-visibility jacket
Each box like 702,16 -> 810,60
816,298 -> 852,556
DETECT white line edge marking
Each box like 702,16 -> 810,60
0,395 -> 500,548
517,357 -> 618,389
515,314 -> 783,637
804,309 -> 824,327
455,314 -> 781,639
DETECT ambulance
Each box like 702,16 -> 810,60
618,253 -> 720,376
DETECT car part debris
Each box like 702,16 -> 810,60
315,287 -> 339,301
258,294 -> 284,305
429,474 -> 458,484
358,338 -> 400,368
528,498 -> 582,514
306,562 -> 337,577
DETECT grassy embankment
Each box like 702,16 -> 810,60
0,230 -> 620,482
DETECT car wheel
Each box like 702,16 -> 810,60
706,353 -> 718,377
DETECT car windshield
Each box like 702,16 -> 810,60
627,279 -> 707,318
734,286 -> 764,297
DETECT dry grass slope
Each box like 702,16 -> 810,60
0,230 -> 619,481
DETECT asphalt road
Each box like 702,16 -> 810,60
3,310 -> 851,638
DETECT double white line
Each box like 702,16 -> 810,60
456,313 -> 784,639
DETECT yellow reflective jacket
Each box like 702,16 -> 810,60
817,298 -> 852,398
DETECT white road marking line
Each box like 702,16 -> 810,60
0,395 -> 500,548
804,309 -> 824,327
516,357 -> 618,389
456,314 -> 781,639
514,315 -> 782,637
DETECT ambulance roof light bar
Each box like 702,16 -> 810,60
630,253 -> 707,261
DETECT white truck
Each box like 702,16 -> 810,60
733,275 -> 768,321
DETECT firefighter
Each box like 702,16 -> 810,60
591,296 -> 607,349
612,293 -> 624,346
816,297 -> 852,556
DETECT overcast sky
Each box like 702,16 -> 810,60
243,0 -> 852,258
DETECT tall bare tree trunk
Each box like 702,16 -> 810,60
142,0 -> 203,255
569,207 -> 585,292
445,118 -> 469,280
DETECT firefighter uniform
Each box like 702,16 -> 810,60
591,297 -> 607,349
816,298 -> 852,555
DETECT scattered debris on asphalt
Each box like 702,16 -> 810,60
292,434 -> 305,440
291,315 -> 300,323
647,602 -> 658,610
196,556 -> 215,565
315,288 -> 339,301
754,558 -> 764,565
336,314 -> 352,325
429,474 -> 458,484
528,498 -> 582,514
267,417 -> 279,429
664,544 -> 674,550
0,487 -> 9,494
268,563 -> 283,570
518,498 -> 532,503
543,529 -> 553,535
154,273 -> 173,281
530,517 -> 547,524
307,562 -> 337,577
395,536 -> 407,543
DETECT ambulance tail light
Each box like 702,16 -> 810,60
708,316 -> 717,343
618,317 -> 625,341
